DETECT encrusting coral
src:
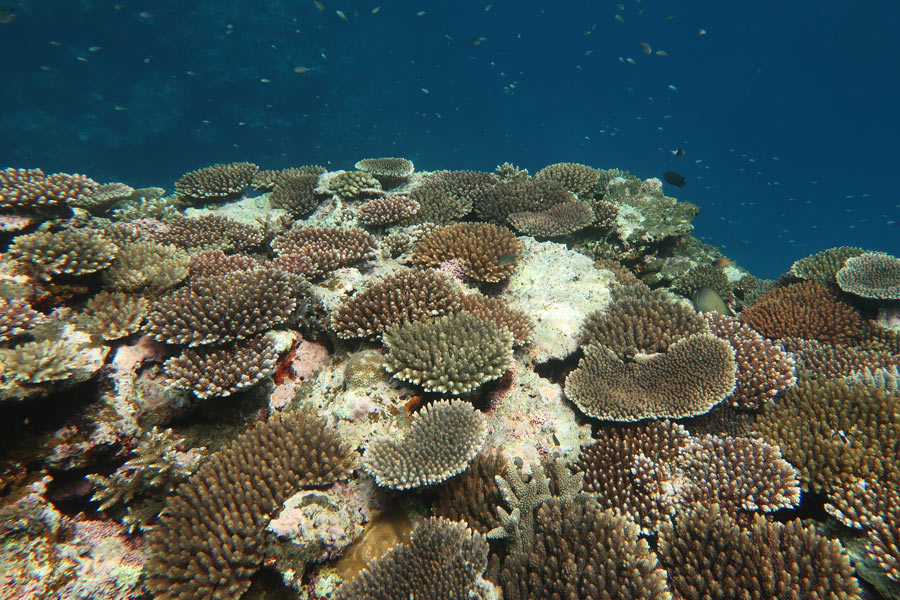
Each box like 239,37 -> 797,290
382,313 -> 513,395
9,228 -> 117,280
334,517 -> 493,600
145,408 -> 355,600
330,269 -> 461,340
362,399 -> 487,489
412,222 -> 524,282
174,161 -> 258,203
836,251 -> 900,300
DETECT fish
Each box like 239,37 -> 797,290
335,9 -> 348,21
711,257 -> 733,269
662,171 -> 686,187
671,148 -> 686,158
313,0 -> 324,10
614,14 -> 624,23
497,253 -> 518,266
417,10 -> 427,16
698,28 -> 707,36
138,11 -> 154,19
655,50 -> 668,56
470,36 -> 487,45
294,66 -> 312,73
371,6 -> 381,14
692,287 -> 733,316
640,42 -> 651,55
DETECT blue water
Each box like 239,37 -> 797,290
1,0 -> 898,278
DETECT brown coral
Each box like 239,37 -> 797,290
0,167 -> 98,210
433,449 -> 507,534
79,291 -> 148,341
412,222 -> 523,283
154,215 -> 265,253
8,228 -> 117,280
506,199 -> 595,237
458,292 -> 534,346
790,245 -> 865,284
672,263 -> 732,300
145,408 -> 354,600
330,269 -> 461,340
268,168 -> 321,216
534,162 -> 600,198
174,162 -> 258,203
739,280 -> 864,344
354,157 -> 415,188
71,182 -> 135,213
0,339 -> 86,384
325,170 -> 382,199
705,313 -> 796,410
145,269 -> 302,346
565,333 -> 736,421
163,336 -> 279,399
269,225 -> 377,279
471,176 -> 576,224
779,337 -> 898,379
101,241 -> 190,294
836,251 -> 900,300
357,195 -> 420,226
0,298 -> 43,343
188,250 -> 261,279
408,170 -> 495,224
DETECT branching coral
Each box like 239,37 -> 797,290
270,225 -> 376,279
412,222 -> 523,282
357,195 -> 420,226
325,170 -> 382,199
174,162 -> 258,203
836,251 -> 900,300
331,269 -> 461,340
363,399 -> 487,489
534,162 -> 600,199
9,228 -> 117,280
471,176 -> 575,224
458,293 -> 534,346
101,241 -> 189,294
506,199 -> 595,237
0,298 -> 43,343
433,449 -> 507,534
145,408 -> 354,600
672,263 -> 732,300
78,290 -> 148,341
335,517 -> 492,600
382,313 -> 513,394
779,337 -> 898,379
163,336 -> 280,399
1,339 -> 86,384
0,167 -> 98,210
408,170 -> 495,224
268,168 -> 321,216
789,246 -> 866,284
354,157 -> 415,188
154,214 -> 265,253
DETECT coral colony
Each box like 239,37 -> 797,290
1,159 -> 899,600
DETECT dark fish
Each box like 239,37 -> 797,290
663,171 -> 686,187
671,147 -> 686,158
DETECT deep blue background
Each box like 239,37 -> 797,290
1,1 -> 898,278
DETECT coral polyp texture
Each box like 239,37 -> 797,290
382,312 -> 514,394
330,269 -> 461,340
506,199 -> 595,237
174,161 -> 258,202
407,169 -> 495,224
267,167 -> 321,216
145,408 -> 354,600
789,245 -> 866,284
0,167 -> 98,210
534,161 -> 600,199
9,228 -> 117,280
163,336 -> 279,399
564,333 -> 736,421
145,269 -> 301,346
153,214 -> 265,252
0,298 -> 43,342
357,194 -> 420,226
412,222 -> 524,282
362,399 -> 487,489
334,517 -> 492,600
270,224 -> 376,278
836,251 -> 900,299
739,280 -> 864,344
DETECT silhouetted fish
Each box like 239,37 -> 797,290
663,171 -> 686,187
671,147 -> 686,158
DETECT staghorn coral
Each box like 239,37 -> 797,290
458,292 -> 534,346
705,313 -> 796,410
506,199 -> 595,237
174,161 -> 258,203
357,195 -> 420,226
0,339 -> 86,384
145,269 -> 302,346
853,364 -> 900,394
145,408 -> 355,600
500,496 -> 673,600
154,214 -> 265,253
268,168 -> 321,216
740,280 -> 864,344
331,269 -> 461,340
0,167 -> 98,210
102,240 -> 189,294
671,263 -> 732,300
534,161 -> 600,199
78,290 -> 148,341
752,377 -> 900,495
580,284 -> 707,358
325,170 -> 382,199
836,251 -> 900,300
407,170 -> 495,224
270,225 -> 376,279
564,333 -> 736,421
779,337 -> 899,379
187,250 -> 261,279
9,228 -> 117,280
412,222 -> 523,283
0,298 -> 43,343
362,399 -> 487,489
433,449 -> 507,534
790,245 -> 866,284
163,336 -> 279,399
382,313 -> 513,395
471,176 -> 575,224
658,503 -> 860,600
354,157 -> 415,188
334,517 -> 492,600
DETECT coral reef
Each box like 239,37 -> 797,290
471,176 -> 574,224
534,161 -> 600,199
357,195 -> 420,226
324,170 -> 382,199
163,336 -> 279,399
354,157 -> 415,188
153,214 -> 265,252
362,399 -> 487,489
458,292 -> 534,346
507,199 -> 595,237
0,297 -> 44,342
0,167 -> 98,210
78,290 -> 148,341
433,449 -> 507,534
9,228 -> 117,280
789,245 -> 865,284
270,224 -> 376,279
836,251 -> 900,300
268,167 -> 321,216
407,169 -> 495,224
174,161 -> 258,203
382,313 -> 513,394
412,222 -> 523,282
101,241 -> 189,294
1,338 -> 88,385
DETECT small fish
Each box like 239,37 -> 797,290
625,57 -> 636,64
667,84 -> 677,91
584,50 -> 593,56
484,4 -> 492,11
671,147 -> 686,158
49,41 -> 62,46
294,66 -> 312,73
40,65 -> 53,72
88,46 -> 102,52
497,253 -> 518,266
662,171 -> 686,187
711,257 -> 733,269
335,9 -> 348,21
640,42 -> 651,55
420,88 -> 429,94
616,3 -> 624,10
313,0 -> 324,10
138,11 -> 154,19
114,105 -> 127,111
260,78 -> 271,83
655,50 -> 668,56
698,28 -> 707,36
470,36 -> 486,45
417,10 -> 426,16
614,14 -> 624,23
371,6 -> 381,14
